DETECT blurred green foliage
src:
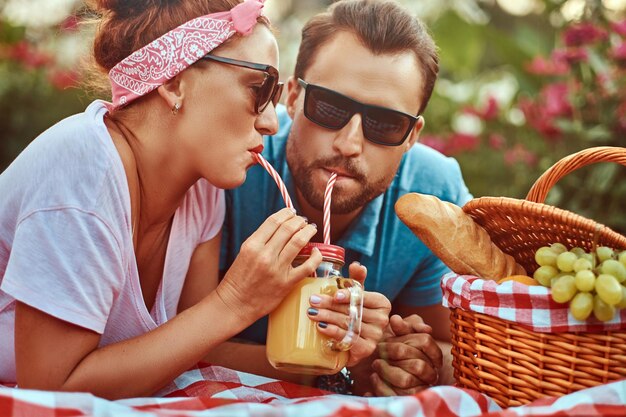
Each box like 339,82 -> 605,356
0,0 -> 624,233
422,1 -> 626,233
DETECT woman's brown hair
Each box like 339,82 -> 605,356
85,0 -> 269,96
294,0 -> 438,115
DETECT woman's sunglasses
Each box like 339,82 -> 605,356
298,79 -> 420,146
202,54 -> 284,114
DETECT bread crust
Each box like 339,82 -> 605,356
395,193 -> 526,280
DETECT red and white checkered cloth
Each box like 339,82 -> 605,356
1,364 -> 625,417
442,272 -> 626,332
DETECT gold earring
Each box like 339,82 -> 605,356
172,102 -> 181,115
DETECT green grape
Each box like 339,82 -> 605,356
573,258 -> 593,273
595,274 -> 623,306
616,286 -> 626,309
570,292 -> 593,321
596,246 -> 615,263
556,252 -> 578,272
551,275 -> 577,304
593,295 -> 616,322
551,243 -> 567,254
581,253 -> 596,267
535,246 -> 557,267
601,260 -> 626,283
570,247 -> 586,257
534,265 -> 558,287
619,251 -> 626,268
574,270 -> 596,292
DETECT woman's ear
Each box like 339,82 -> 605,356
157,75 -> 184,113
405,115 -> 425,152
285,76 -> 301,120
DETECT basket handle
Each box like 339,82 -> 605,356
525,146 -> 626,203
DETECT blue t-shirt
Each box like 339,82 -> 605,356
219,105 -> 472,343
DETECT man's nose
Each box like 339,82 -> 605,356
332,113 -> 364,157
255,103 -> 279,136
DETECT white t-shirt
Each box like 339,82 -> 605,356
0,100 -> 225,383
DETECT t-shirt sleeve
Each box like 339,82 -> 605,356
200,186 -> 225,242
394,252 -> 450,307
1,209 -> 125,333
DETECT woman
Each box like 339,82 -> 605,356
0,0 -> 390,399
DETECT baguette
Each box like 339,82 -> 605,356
395,193 -> 526,280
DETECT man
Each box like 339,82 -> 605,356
213,0 -> 472,395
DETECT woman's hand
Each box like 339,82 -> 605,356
217,208 -> 321,324
306,262 -> 391,367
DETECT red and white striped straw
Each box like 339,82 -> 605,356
253,153 -> 294,210
323,172 -> 338,244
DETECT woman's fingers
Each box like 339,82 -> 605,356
290,246 -> 322,280
277,223 -> 319,264
248,208 -> 298,244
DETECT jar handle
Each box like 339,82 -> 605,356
331,282 -> 364,351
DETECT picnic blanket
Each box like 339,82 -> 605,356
2,364 -> 625,416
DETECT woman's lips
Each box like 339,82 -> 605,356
250,144 -> 264,154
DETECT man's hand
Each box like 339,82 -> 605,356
365,314 -> 444,396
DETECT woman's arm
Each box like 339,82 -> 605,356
15,208 -> 320,399
15,289 -> 242,399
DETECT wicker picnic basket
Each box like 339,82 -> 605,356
449,146 -> 626,408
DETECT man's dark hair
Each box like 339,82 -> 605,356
294,0 -> 439,114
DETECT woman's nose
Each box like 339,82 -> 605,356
255,103 -> 279,136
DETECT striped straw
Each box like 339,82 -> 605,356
323,172 -> 338,244
253,153 -> 294,210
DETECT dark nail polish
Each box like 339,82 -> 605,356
318,322 -> 328,329
307,307 -> 318,316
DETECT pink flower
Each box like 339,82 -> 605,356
504,144 -> 538,166
541,83 -> 572,118
48,69 -> 79,90
525,55 -> 569,76
611,41 -> 626,65
518,97 -> 562,141
562,22 -> 607,47
7,41 -> 53,69
488,134 -> 505,150
420,135 -> 448,154
611,20 -> 626,37
463,96 -> 499,121
552,47 -> 588,65
445,133 -> 480,155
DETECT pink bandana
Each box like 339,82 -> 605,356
105,0 -> 266,111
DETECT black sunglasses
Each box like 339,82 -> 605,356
202,54 -> 284,114
298,79 -> 420,146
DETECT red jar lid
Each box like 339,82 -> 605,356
297,243 -> 345,264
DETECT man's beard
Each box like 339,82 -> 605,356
286,142 -> 394,215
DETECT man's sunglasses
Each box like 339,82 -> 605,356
298,79 -> 420,146
202,54 -> 284,114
